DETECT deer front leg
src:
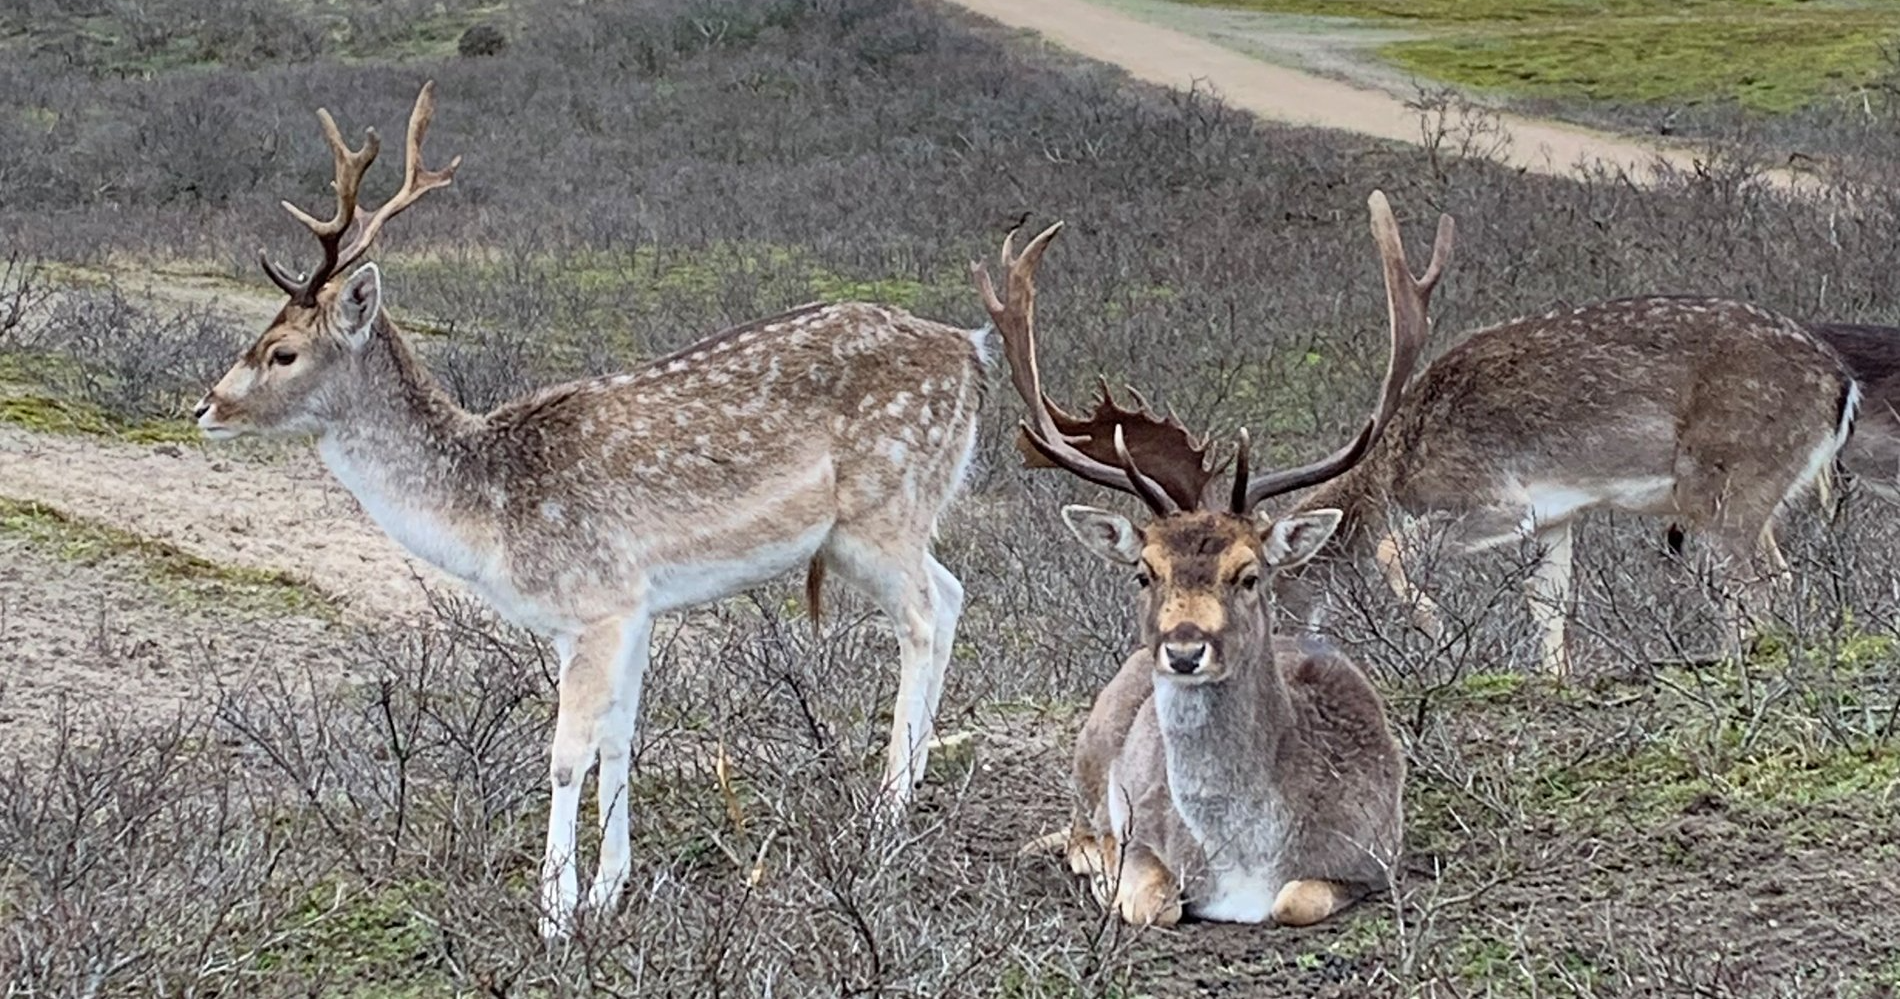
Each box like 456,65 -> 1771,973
1524,522 -> 1575,676
540,612 -> 648,940
1102,842 -> 1183,928
1709,523 -> 1792,659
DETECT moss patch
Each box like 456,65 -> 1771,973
1176,0 -> 1900,112
0,392 -> 198,443
250,878 -> 447,996
0,498 -> 339,620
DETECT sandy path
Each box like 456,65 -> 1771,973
0,427 -> 450,622
943,0 -> 1818,192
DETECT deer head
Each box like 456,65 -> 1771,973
980,192 -> 1452,682
195,81 -> 460,439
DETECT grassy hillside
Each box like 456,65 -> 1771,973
1176,0 -> 1900,113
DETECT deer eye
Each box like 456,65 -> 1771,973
1239,574 -> 1260,592
269,348 -> 298,367
1135,571 -> 1152,589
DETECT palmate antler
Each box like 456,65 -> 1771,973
986,191 -> 1454,518
1238,191 -> 1453,511
260,81 -> 462,306
973,223 -> 1221,515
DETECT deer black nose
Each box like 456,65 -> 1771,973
192,398 -> 211,420
1163,642 -> 1208,674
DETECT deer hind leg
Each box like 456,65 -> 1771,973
1271,879 -> 1364,927
1524,522 -> 1576,677
540,612 -> 651,939
922,553 -> 964,723
821,531 -> 946,812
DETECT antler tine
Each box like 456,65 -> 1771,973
259,107 -> 380,304
978,220 -> 1222,514
1229,428 -> 1251,514
1113,426 -> 1176,516
334,80 -> 463,276
1241,190 -> 1455,510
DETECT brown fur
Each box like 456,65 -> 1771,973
1280,295 -> 1858,671
1065,512 -> 1404,927
1795,322 -> 1900,501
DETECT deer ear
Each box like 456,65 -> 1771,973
1260,509 -> 1342,570
335,263 -> 382,347
1061,505 -> 1144,565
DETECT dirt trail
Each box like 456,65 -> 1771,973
943,0 -> 1819,192
0,427 -> 451,623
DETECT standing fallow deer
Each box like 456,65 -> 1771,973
194,82 -> 987,939
1259,291 -> 1860,674
987,190 -> 1437,926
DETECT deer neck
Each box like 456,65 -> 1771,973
1151,633 -> 1296,859
315,313 -> 495,581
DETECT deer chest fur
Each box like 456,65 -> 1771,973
1151,680 -> 1296,922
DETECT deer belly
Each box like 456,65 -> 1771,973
647,521 -> 832,613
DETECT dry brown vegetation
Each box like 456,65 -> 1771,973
2,0 -> 1899,995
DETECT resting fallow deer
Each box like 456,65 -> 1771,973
984,190 -> 1438,926
194,82 -> 986,938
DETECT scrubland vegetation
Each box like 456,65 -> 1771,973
2,0 -> 1899,995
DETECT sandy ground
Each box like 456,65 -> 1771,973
0,426 -> 452,623
0,532 -> 353,747
940,0 -> 1821,192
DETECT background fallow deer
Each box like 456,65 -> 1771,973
1804,322 -> 1900,500
195,82 -> 987,938
1256,297 -> 1859,675
985,189 -> 1442,926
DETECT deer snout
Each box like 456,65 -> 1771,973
1162,641 -> 1210,675
192,396 -> 212,421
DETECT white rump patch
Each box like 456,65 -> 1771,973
966,323 -> 995,365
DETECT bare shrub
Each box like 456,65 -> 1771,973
0,253 -> 48,346
33,286 -> 239,420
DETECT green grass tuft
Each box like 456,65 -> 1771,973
1174,0 -> 1900,112
0,498 -> 339,620
0,393 -> 199,443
